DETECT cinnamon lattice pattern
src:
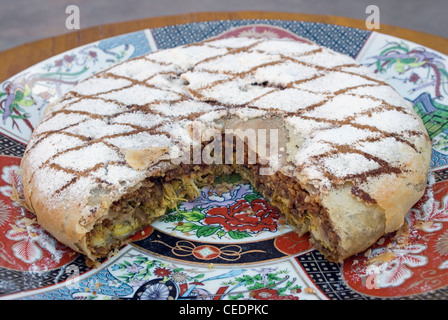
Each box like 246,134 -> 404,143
23,36 -> 427,202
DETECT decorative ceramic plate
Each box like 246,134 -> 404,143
1,20 -> 447,300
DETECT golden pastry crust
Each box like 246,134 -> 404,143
20,36 -> 431,263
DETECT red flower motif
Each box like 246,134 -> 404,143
204,198 -> 279,233
251,288 -> 299,300
39,91 -> 51,101
88,51 -> 97,58
409,73 -> 420,83
154,267 -> 172,277
4,82 -> 12,94
63,55 -> 75,63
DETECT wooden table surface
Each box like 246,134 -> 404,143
1,10 -> 447,83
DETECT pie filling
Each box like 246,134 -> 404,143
87,164 -> 231,256
86,151 -> 340,261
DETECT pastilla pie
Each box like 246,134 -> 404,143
20,36 -> 431,263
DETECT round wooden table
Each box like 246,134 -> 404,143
1,11 -> 447,83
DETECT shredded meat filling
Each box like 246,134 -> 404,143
87,164 -> 233,255
86,142 -> 341,260
87,165 -> 340,259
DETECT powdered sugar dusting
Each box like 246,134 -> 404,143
72,76 -> 132,95
33,167 -> 76,201
251,88 -> 325,112
195,50 -> 281,74
22,36 -> 429,214
252,40 -> 320,55
107,58 -> 177,81
64,119 -> 134,138
98,84 -> 180,105
323,153 -> 380,178
105,132 -> 173,151
33,112 -> 88,135
298,71 -> 375,93
349,85 -> 409,107
52,143 -> 121,171
110,112 -> 163,128
27,134 -> 86,169
355,110 -> 421,133
200,79 -> 272,105
151,100 -> 223,117
298,49 -> 357,68
253,62 -> 319,86
304,95 -> 383,121
90,164 -> 146,191
63,98 -> 124,115
357,138 -> 413,165
311,125 -> 378,146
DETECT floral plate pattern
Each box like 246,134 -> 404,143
0,20 -> 447,300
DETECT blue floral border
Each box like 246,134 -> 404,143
151,19 -> 371,57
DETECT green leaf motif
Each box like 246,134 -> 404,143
277,287 -> 287,295
247,282 -> 265,291
18,98 -> 34,107
244,193 -> 261,203
179,210 -> 205,222
217,229 -> 226,238
394,61 -> 406,73
160,212 -> 184,223
407,61 -> 426,68
228,230 -> 252,239
14,90 -> 24,102
23,84 -> 31,97
228,293 -> 244,300
174,222 -> 201,233
196,225 -> 220,237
